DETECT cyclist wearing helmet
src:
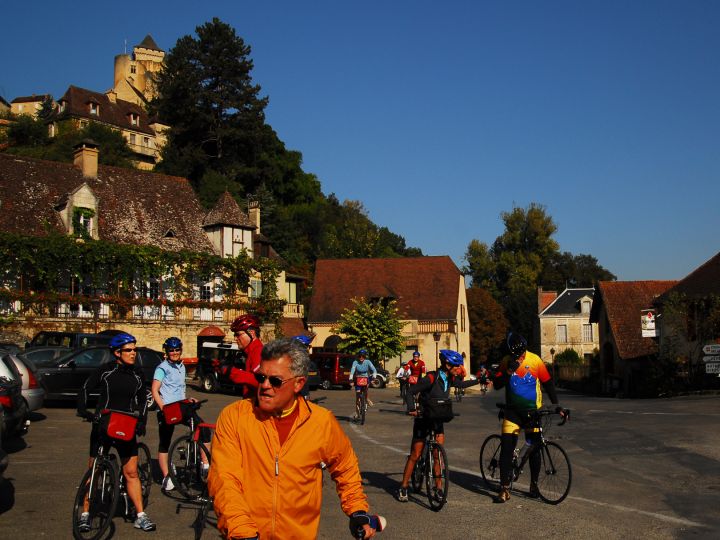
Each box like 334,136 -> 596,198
152,337 -> 211,492
76,332 -> 156,532
397,349 -> 480,502
407,351 -> 426,385
349,349 -> 377,416
226,314 -> 264,397
491,332 -> 565,503
292,334 -> 314,398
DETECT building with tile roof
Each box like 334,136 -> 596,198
53,85 -> 167,170
10,94 -> 52,118
590,280 -> 677,396
307,256 -> 470,374
0,149 -> 303,356
538,287 -> 598,366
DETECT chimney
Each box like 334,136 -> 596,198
73,140 -> 99,178
248,200 -> 260,233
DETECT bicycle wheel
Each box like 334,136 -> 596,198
193,489 -> 214,540
137,442 -> 152,506
72,458 -> 120,540
359,392 -> 366,425
169,435 -> 211,499
425,441 -> 448,511
410,453 -> 425,493
535,442 -> 572,504
479,434 -> 502,488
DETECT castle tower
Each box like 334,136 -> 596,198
113,35 -> 165,105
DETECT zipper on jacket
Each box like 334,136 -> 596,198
275,453 -> 279,476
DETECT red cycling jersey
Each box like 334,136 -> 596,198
228,338 -> 263,396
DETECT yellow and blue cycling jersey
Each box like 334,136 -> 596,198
499,351 -> 551,411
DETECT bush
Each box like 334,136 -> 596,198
555,348 -> 582,365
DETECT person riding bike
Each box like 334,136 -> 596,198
151,336 -> 211,492
491,332 -> 567,503
396,362 -> 410,398
225,314 -> 264,397
477,364 -> 490,393
349,350 -> 377,417
396,349 -> 480,502
76,332 -> 155,532
406,351 -> 426,385
452,362 -> 467,398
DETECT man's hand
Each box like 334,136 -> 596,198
555,406 -> 569,419
349,512 -> 377,539
407,409 -> 418,417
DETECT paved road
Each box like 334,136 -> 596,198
1,385 -> 718,539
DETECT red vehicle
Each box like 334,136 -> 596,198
310,352 -> 355,390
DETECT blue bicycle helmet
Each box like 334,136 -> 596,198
439,349 -> 464,367
412,351 -> 420,358
109,332 -> 136,350
292,335 -> 313,348
358,349 -> 368,357
163,336 -> 183,351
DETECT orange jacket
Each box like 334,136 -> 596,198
208,398 -> 368,539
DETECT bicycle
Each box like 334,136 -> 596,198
72,412 -> 152,540
167,400 -> 213,499
479,404 -> 572,504
453,384 -> 464,402
409,421 -> 449,511
354,376 -> 369,425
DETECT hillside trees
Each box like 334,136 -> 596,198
466,287 -> 508,369
150,18 -> 419,269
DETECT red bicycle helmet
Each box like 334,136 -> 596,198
230,314 -> 261,333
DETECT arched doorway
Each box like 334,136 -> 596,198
322,335 -> 342,352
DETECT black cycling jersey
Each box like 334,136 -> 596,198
77,361 -> 148,423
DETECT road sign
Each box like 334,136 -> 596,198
706,363 -> 720,374
703,355 -> 720,363
702,344 -> 720,355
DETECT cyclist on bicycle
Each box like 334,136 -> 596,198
478,364 -> 490,392
452,362 -> 467,398
396,362 -> 410,398
226,314 -> 264,397
491,332 -> 566,503
396,349 -> 480,502
152,336 -> 211,492
349,350 -> 377,418
76,332 -> 156,532
406,351 -> 426,386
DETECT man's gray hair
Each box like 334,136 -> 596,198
261,337 -> 309,377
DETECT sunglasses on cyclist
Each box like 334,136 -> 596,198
166,348 -> 182,353
119,348 -> 137,354
253,372 -> 298,388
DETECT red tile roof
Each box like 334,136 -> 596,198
659,251 -> 720,300
308,256 -> 462,323
279,317 -> 306,337
203,191 -> 255,228
0,152 -> 215,252
591,280 -> 678,360
11,94 -> 50,104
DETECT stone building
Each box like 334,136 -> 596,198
307,256 -> 470,375
537,287 -> 599,364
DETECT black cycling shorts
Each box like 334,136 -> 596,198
412,416 -> 444,441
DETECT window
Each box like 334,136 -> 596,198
129,133 -> 136,145
200,284 -> 212,301
250,278 -> 262,299
130,113 -> 139,126
581,300 -> 591,314
557,324 -> 568,343
583,324 -> 593,342
143,136 -> 150,147
59,101 -> 66,112
89,102 -> 99,115
286,282 -> 297,304
460,304 -> 466,332
72,207 -> 94,239
130,64 -> 137,74
141,279 -> 160,300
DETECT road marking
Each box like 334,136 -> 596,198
349,423 -> 707,529
587,409 -> 720,417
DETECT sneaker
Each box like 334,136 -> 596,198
528,482 -> 540,499
396,487 -> 409,502
78,512 -> 91,532
161,475 -> 175,492
134,512 -> 156,532
494,486 -> 511,504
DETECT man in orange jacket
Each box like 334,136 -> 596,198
209,338 -> 380,539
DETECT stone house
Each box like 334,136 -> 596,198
538,287 -> 599,364
10,94 -> 52,118
307,256 -> 470,375
0,146 -> 303,357
589,280 -> 677,397
0,96 -> 10,115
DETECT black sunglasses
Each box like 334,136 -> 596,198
167,348 -> 182,353
119,348 -> 137,353
253,372 -> 298,388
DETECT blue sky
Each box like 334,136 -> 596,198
2,1 -> 718,281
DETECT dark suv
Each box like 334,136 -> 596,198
26,331 -> 112,350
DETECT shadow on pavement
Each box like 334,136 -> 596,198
2,436 -> 27,455
0,477 -> 15,515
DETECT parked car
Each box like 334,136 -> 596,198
310,352 -> 356,390
3,352 -> 45,412
306,360 -> 321,390
25,331 -> 112,350
0,354 -> 30,440
37,346 -> 163,403
196,341 -> 246,394
19,346 -> 72,368
0,342 -> 21,355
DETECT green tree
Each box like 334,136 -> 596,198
332,297 -> 405,363
466,287 -> 508,369
540,251 -> 616,290
7,115 -> 48,147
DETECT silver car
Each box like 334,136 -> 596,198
3,352 -> 45,412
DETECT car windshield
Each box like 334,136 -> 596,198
22,348 -> 72,367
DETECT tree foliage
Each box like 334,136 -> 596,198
466,287 -> 508,369
332,297 -> 406,362
464,203 -> 615,341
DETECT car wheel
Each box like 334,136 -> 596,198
370,376 -> 383,389
321,379 -> 331,390
202,374 -> 218,393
